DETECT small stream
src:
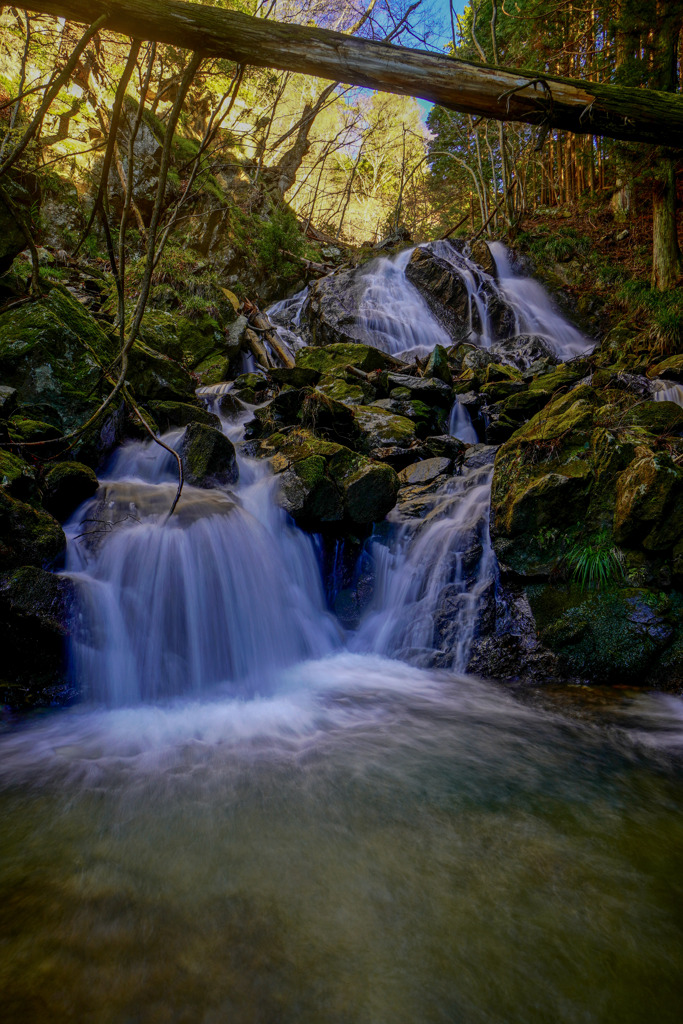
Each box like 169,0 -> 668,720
1,242 -> 682,1023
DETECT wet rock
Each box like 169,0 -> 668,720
0,450 -> 37,501
0,566 -> 76,707
304,268 -> 379,347
613,448 -> 683,551
648,354 -> 683,383
180,422 -> 238,488
0,385 -> 18,417
248,387 -> 312,439
405,246 -> 471,338
147,400 -> 221,432
0,490 -> 66,570
218,392 -> 247,421
489,335 -> 558,371
354,405 -> 418,453
530,584 -> 679,686
470,239 -> 496,278
424,344 -> 451,384
422,435 -> 468,462
385,372 -> 453,407
42,461 -> 99,522
296,343 -> 394,376
406,244 -> 515,341
269,366 -> 321,389
399,457 -> 452,486
258,428 -> 399,529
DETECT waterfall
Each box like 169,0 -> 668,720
65,409 -> 340,706
63,239 -> 592,706
352,450 -> 496,670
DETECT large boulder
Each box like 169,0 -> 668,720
613,448 -> 683,551
529,583 -> 681,686
0,490 -> 66,571
147,400 -> 221,432
42,461 -> 99,522
303,267 -> 380,347
0,566 -> 76,707
405,244 -> 515,341
179,422 -> 238,488
0,286 -> 118,434
296,343 -> 394,376
257,428 -> 399,530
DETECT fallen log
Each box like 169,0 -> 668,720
21,0 -> 683,146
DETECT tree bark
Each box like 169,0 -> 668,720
651,155 -> 681,290
20,0 -> 683,146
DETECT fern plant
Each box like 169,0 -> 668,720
563,530 -> 625,591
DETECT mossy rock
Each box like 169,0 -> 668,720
0,565 -> 76,706
232,372 -> 269,404
296,343 -> 393,377
42,461 -> 98,522
178,315 -> 228,368
269,366 -> 321,389
529,584 -> 678,685
0,385 -> 18,417
0,489 -> 66,570
317,375 -> 373,406
193,351 -> 231,386
622,400 -> 683,435
424,344 -> 451,384
249,387 -> 311,438
482,362 -> 522,384
179,422 -> 238,488
354,405 -> 419,453
147,400 -> 220,432
385,372 -> 453,408
648,354 -> 683,382
127,341 -> 196,402
0,286 -> 117,433
0,450 -> 37,501
259,428 -> 398,530
614,447 -> 683,551
8,415 -> 61,445
300,389 -> 359,445
138,310 -> 183,362
374,396 -> 446,438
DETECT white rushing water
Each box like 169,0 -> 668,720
65,409 -> 340,707
60,239 -> 593,710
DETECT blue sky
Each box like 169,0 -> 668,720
414,0 -> 466,121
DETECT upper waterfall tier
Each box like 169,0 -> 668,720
268,239 -> 593,364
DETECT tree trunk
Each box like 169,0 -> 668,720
651,155 -> 681,290
20,0 -> 683,146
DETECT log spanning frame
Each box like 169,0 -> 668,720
19,0 -> 683,146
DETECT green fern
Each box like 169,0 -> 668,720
564,531 -> 625,591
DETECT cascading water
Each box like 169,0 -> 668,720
65,239 -> 595,705
3,241 -> 683,1024
65,409 -> 340,706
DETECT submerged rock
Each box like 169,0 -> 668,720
180,422 -> 238,488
